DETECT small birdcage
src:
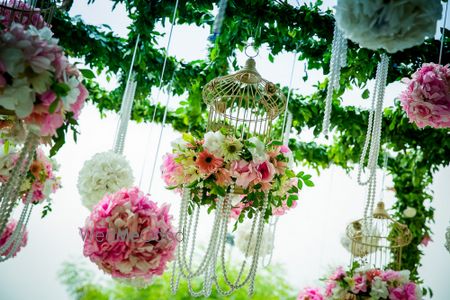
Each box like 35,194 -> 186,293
0,0 -> 57,29
202,56 -> 286,141
346,202 -> 412,270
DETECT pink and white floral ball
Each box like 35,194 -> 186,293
0,219 -> 28,257
400,63 -> 450,129
82,187 -> 178,280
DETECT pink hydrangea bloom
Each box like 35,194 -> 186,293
297,287 -> 324,300
0,219 -> 28,257
71,84 -> 88,119
400,63 -> 450,128
82,187 -> 177,279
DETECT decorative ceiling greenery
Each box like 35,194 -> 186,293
52,0 -> 449,294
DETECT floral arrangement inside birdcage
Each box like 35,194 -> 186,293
162,129 -> 313,224
0,0 -> 56,29
297,263 -> 422,300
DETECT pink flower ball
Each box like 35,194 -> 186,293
297,287 -> 324,300
0,219 -> 28,257
82,187 -> 178,279
400,63 -> 450,128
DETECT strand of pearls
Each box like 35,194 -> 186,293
0,191 -> 33,261
113,75 -> 137,155
0,133 -> 38,236
208,0 -> 228,42
322,24 -> 347,136
356,54 -> 389,218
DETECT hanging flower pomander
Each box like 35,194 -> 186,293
77,151 -> 134,209
0,23 -> 88,138
298,264 -> 423,300
335,0 -> 442,53
81,187 -> 178,280
0,219 -> 28,257
0,144 -> 61,204
236,221 -> 273,257
400,63 -> 450,129
162,130 -> 313,223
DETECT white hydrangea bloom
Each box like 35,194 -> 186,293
248,137 -> 267,163
1,78 -> 34,118
61,76 -> 81,109
203,131 -> 225,157
77,151 -> 134,210
370,277 -> 389,299
236,221 -> 273,257
335,0 -> 442,53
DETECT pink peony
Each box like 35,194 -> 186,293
0,219 -> 28,257
297,287 -> 324,300
254,160 -> 276,186
400,63 -> 450,128
82,187 -> 178,279
230,160 -> 258,189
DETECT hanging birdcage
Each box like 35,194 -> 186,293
346,202 -> 412,270
202,56 -> 286,141
0,0 -> 57,29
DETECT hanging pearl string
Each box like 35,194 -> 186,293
138,0 -> 179,188
0,133 -> 38,237
439,1 -> 449,65
357,54 -> 389,187
208,0 -> 228,43
322,24 -> 347,136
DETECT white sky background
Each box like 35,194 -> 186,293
0,0 -> 450,299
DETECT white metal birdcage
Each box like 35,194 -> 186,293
202,57 -> 286,141
0,0 -> 57,28
346,202 -> 412,270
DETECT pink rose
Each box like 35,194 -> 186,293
254,160 -> 276,183
230,160 -> 258,189
280,145 -> 290,154
351,274 -> 367,294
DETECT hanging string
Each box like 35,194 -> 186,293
322,24 -> 347,136
439,1 -> 449,65
138,0 -> 179,187
112,35 -> 140,154
147,69 -> 177,194
208,0 -> 228,43
281,52 -> 297,140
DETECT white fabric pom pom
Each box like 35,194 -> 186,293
236,221 -> 273,257
77,151 -> 134,210
335,0 -> 442,53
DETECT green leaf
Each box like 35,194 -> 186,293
79,68 -> 96,79
48,99 -> 60,114
362,89 -> 370,99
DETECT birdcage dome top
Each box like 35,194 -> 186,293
202,58 -> 286,122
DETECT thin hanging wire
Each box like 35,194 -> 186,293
147,69 -> 177,194
439,1 -> 449,65
138,0 -> 179,187
281,52 -> 297,139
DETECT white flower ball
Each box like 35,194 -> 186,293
335,0 -> 442,53
403,206 -> 417,218
236,221 -> 273,257
77,151 -> 134,210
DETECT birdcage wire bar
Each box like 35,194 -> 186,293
346,202 -> 412,270
203,58 -> 286,141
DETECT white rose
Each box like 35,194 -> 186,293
203,131 -> 225,157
